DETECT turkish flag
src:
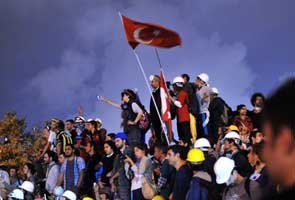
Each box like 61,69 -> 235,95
121,15 -> 182,49
160,69 -> 173,142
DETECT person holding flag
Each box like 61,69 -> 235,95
169,76 -> 191,146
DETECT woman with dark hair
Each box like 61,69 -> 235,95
249,92 -> 265,131
22,163 -> 36,184
124,143 -> 153,200
99,141 -> 117,191
121,89 -> 144,147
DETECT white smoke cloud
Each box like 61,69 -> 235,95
26,0 -> 256,132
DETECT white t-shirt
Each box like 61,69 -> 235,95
48,130 -> 56,151
131,102 -> 143,113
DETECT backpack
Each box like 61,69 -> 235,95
220,99 -> 232,126
199,179 -> 221,200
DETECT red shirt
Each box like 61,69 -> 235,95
176,90 -> 190,123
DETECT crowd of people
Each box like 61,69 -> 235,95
0,73 -> 294,200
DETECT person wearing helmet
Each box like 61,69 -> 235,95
194,138 -> 218,184
208,87 -> 232,146
214,157 -> 247,200
8,189 -> 24,200
195,73 -> 211,139
111,132 -> 131,200
152,195 -> 165,200
221,132 -> 252,178
61,190 -> 76,200
186,149 -> 219,200
19,181 -> 34,200
170,76 -> 191,145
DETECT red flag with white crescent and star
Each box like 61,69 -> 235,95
120,15 -> 182,49
160,69 -> 173,142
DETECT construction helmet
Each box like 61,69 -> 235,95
54,186 -> 64,196
228,125 -> 239,132
19,181 -> 34,193
82,197 -> 94,200
95,118 -> 102,125
214,157 -> 235,184
62,190 -> 77,200
152,195 -> 165,200
74,116 -> 85,123
223,131 -> 241,145
187,148 -> 205,164
211,87 -> 219,95
8,189 -> 24,200
224,131 -> 241,140
197,73 -> 209,85
194,138 -> 211,151
173,76 -> 184,87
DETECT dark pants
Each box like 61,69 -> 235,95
126,125 -> 141,147
177,121 -> 191,144
132,188 -> 147,200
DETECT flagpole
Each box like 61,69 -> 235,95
154,48 -> 175,142
132,49 -> 170,145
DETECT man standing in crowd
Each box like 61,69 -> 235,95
150,75 -> 166,145
263,78 -> 295,199
167,145 -> 192,200
81,141 -> 101,198
153,144 -> 175,199
182,73 -> 199,143
111,133 -> 132,200
43,151 -> 59,195
195,73 -> 211,139
57,144 -> 85,194
249,92 -> 265,131
65,119 -> 77,145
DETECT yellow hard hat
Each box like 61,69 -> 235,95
187,148 -> 205,163
82,197 -> 94,200
152,195 -> 165,200
228,125 -> 239,132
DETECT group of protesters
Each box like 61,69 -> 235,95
0,72 -> 294,200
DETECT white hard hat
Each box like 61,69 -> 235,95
54,186 -> 64,196
8,189 -> 24,200
173,76 -> 184,84
197,73 -> 209,85
95,118 -> 102,124
214,157 -> 235,184
62,190 -> 77,200
149,75 -> 155,81
211,87 -> 219,94
194,138 -> 211,151
19,181 -> 34,193
223,131 -> 241,140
